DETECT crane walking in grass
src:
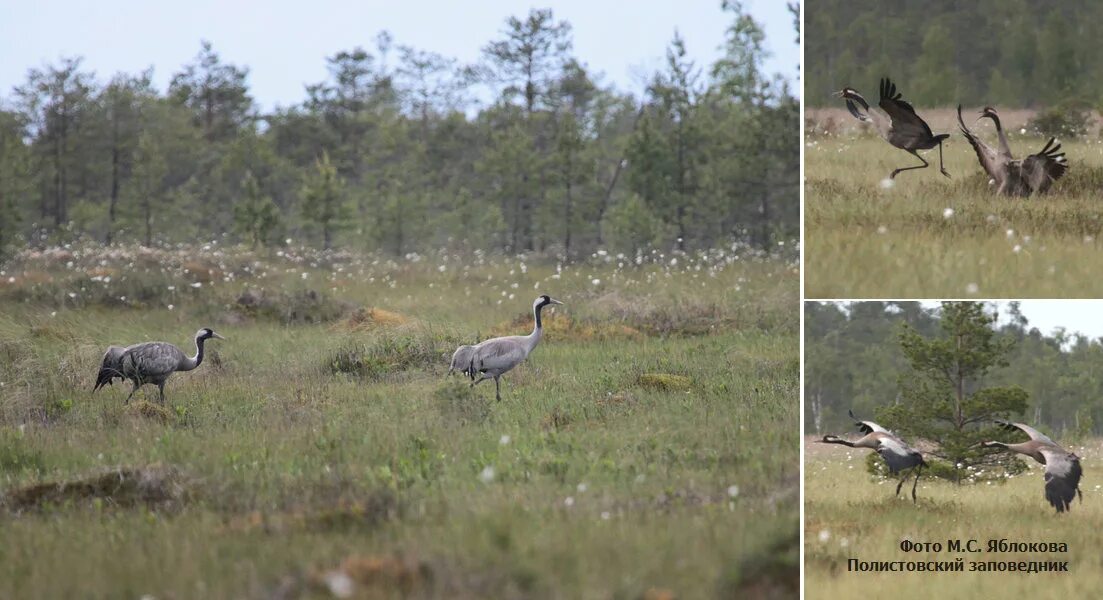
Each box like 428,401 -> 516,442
834,78 -> 951,180
977,420 -> 1082,513
94,328 -> 226,404
957,105 -> 1068,197
819,410 -> 927,502
462,294 -> 563,401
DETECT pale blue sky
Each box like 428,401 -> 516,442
0,0 -> 798,111
919,301 -> 1103,341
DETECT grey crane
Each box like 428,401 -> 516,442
94,328 -> 225,404
465,294 -> 563,401
977,420 -> 1082,513
819,410 -> 927,502
835,78 -> 951,179
957,105 -> 1067,197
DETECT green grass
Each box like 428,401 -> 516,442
0,245 -> 798,598
805,439 -> 1103,599
805,131 -> 1103,298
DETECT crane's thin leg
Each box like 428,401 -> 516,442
157,383 -> 166,405
937,141 -> 951,178
895,473 -> 908,497
494,376 -> 501,402
890,150 -> 928,179
1078,486 -> 1083,503
125,381 -> 139,404
911,464 -> 922,503
471,375 -> 489,387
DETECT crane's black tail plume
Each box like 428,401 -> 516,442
93,367 -> 121,392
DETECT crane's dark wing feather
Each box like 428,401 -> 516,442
848,409 -> 890,434
878,78 -> 935,139
1040,449 -> 1081,513
995,420 -> 1056,445
1021,137 -> 1068,193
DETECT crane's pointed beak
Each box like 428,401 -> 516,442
549,298 -> 564,305
212,332 -> 226,340
832,90 -> 844,98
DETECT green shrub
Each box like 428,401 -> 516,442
1027,101 -> 1093,139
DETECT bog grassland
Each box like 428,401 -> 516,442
804,439 -> 1103,599
805,108 -> 1103,298
0,244 -> 797,598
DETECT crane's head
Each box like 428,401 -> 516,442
978,106 -> 1000,122
833,87 -> 861,101
196,328 -> 226,341
534,294 -> 564,309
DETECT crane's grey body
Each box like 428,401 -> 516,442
820,410 -> 927,502
980,420 -> 1082,513
94,328 -> 224,404
463,295 -> 563,401
958,105 -> 1067,197
836,78 -> 951,179
448,344 -> 477,377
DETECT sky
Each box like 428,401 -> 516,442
921,301 -> 1103,341
0,0 -> 798,111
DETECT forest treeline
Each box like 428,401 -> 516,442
806,0 -> 1103,108
806,302 -> 1103,438
0,3 -> 798,259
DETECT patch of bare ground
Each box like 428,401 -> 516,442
2,463 -> 191,512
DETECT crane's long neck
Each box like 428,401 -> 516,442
180,336 -> 205,371
821,437 -> 856,448
847,92 -> 870,112
526,303 -> 545,352
989,114 -> 1012,157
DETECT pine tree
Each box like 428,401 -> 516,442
233,170 -> 282,248
879,302 -> 1029,482
299,152 -> 350,250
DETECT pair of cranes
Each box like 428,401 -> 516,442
820,411 -> 1083,513
836,78 -> 1068,196
94,295 -> 563,405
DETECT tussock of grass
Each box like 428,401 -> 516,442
309,554 -> 430,597
223,491 -> 401,534
327,324 -> 464,380
235,287 -> 354,324
638,373 -> 692,391
2,463 -> 190,512
124,400 -> 172,424
0,429 -> 44,473
332,306 -> 411,331
541,406 -> 573,431
433,379 -> 491,425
